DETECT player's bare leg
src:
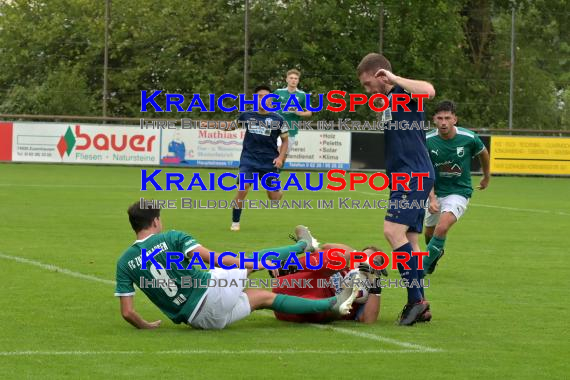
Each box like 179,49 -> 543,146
433,212 -> 457,237
231,183 -> 251,231
424,226 -> 435,245
266,189 -> 283,201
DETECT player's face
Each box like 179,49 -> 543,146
433,111 -> 457,136
359,72 -> 385,94
287,74 -> 299,88
256,89 -> 271,111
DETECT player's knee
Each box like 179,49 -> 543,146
245,289 -> 275,310
434,223 -> 450,236
383,226 -> 401,245
267,190 -> 283,201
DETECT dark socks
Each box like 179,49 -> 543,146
395,242 -> 423,304
232,208 -> 242,223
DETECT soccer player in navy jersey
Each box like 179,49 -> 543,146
231,85 -> 289,231
357,53 -> 436,326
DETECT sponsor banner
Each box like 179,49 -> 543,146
490,136 -> 570,175
160,128 -> 243,167
0,122 -> 13,161
12,123 -> 159,165
285,131 -> 351,170
160,128 -> 351,170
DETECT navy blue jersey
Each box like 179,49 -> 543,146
238,111 -> 288,170
382,85 -> 435,180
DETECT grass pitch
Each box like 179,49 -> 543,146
0,163 -> 568,379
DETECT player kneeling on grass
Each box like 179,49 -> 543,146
115,201 -> 358,330
423,101 -> 491,274
271,241 -> 386,324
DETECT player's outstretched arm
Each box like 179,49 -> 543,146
119,296 -> 162,329
477,148 -> 491,190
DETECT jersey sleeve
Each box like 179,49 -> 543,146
169,230 -> 201,255
278,116 -> 289,135
472,134 -> 486,156
114,261 -> 135,297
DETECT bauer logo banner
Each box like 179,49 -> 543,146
12,122 -> 160,165
490,136 -> 570,175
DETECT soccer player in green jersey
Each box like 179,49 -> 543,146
274,69 -> 312,154
115,201 -> 358,330
422,101 -> 491,274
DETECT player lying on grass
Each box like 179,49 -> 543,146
115,201 -> 359,330
270,241 -> 432,324
422,100 -> 491,274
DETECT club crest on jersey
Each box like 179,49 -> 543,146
456,147 -> 465,157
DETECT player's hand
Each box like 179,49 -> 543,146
144,320 -> 162,329
477,176 -> 490,190
428,198 -> 440,214
273,157 -> 284,169
374,69 -> 398,85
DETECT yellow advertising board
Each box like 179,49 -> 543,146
490,136 -> 570,175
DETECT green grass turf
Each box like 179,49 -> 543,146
0,163 -> 568,379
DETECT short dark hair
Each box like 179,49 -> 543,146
434,100 -> 456,115
357,53 -> 392,76
127,200 -> 160,233
362,245 -> 382,253
253,85 -> 272,93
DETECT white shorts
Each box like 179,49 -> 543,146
189,268 -> 251,330
424,194 -> 469,227
277,135 -> 296,154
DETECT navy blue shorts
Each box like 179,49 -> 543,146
384,177 -> 434,233
238,166 -> 281,191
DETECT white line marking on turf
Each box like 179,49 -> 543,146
309,324 -> 442,353
0,252 -> 442,353
0,253 -> 114,286
354,190 -> 570,216
0,183 -> 134,189
0,349 -> 422,356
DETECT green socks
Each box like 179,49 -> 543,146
248,241 -> 308,260
271,294 -> 335,314
424,235 -> 446,270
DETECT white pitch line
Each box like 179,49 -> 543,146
354,190 -> 569,216
0,349 -> 420,356
0,252 -> 442,353
0,183 -> 134,189
309,324 -> 442,353
0,253 -> 114,286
